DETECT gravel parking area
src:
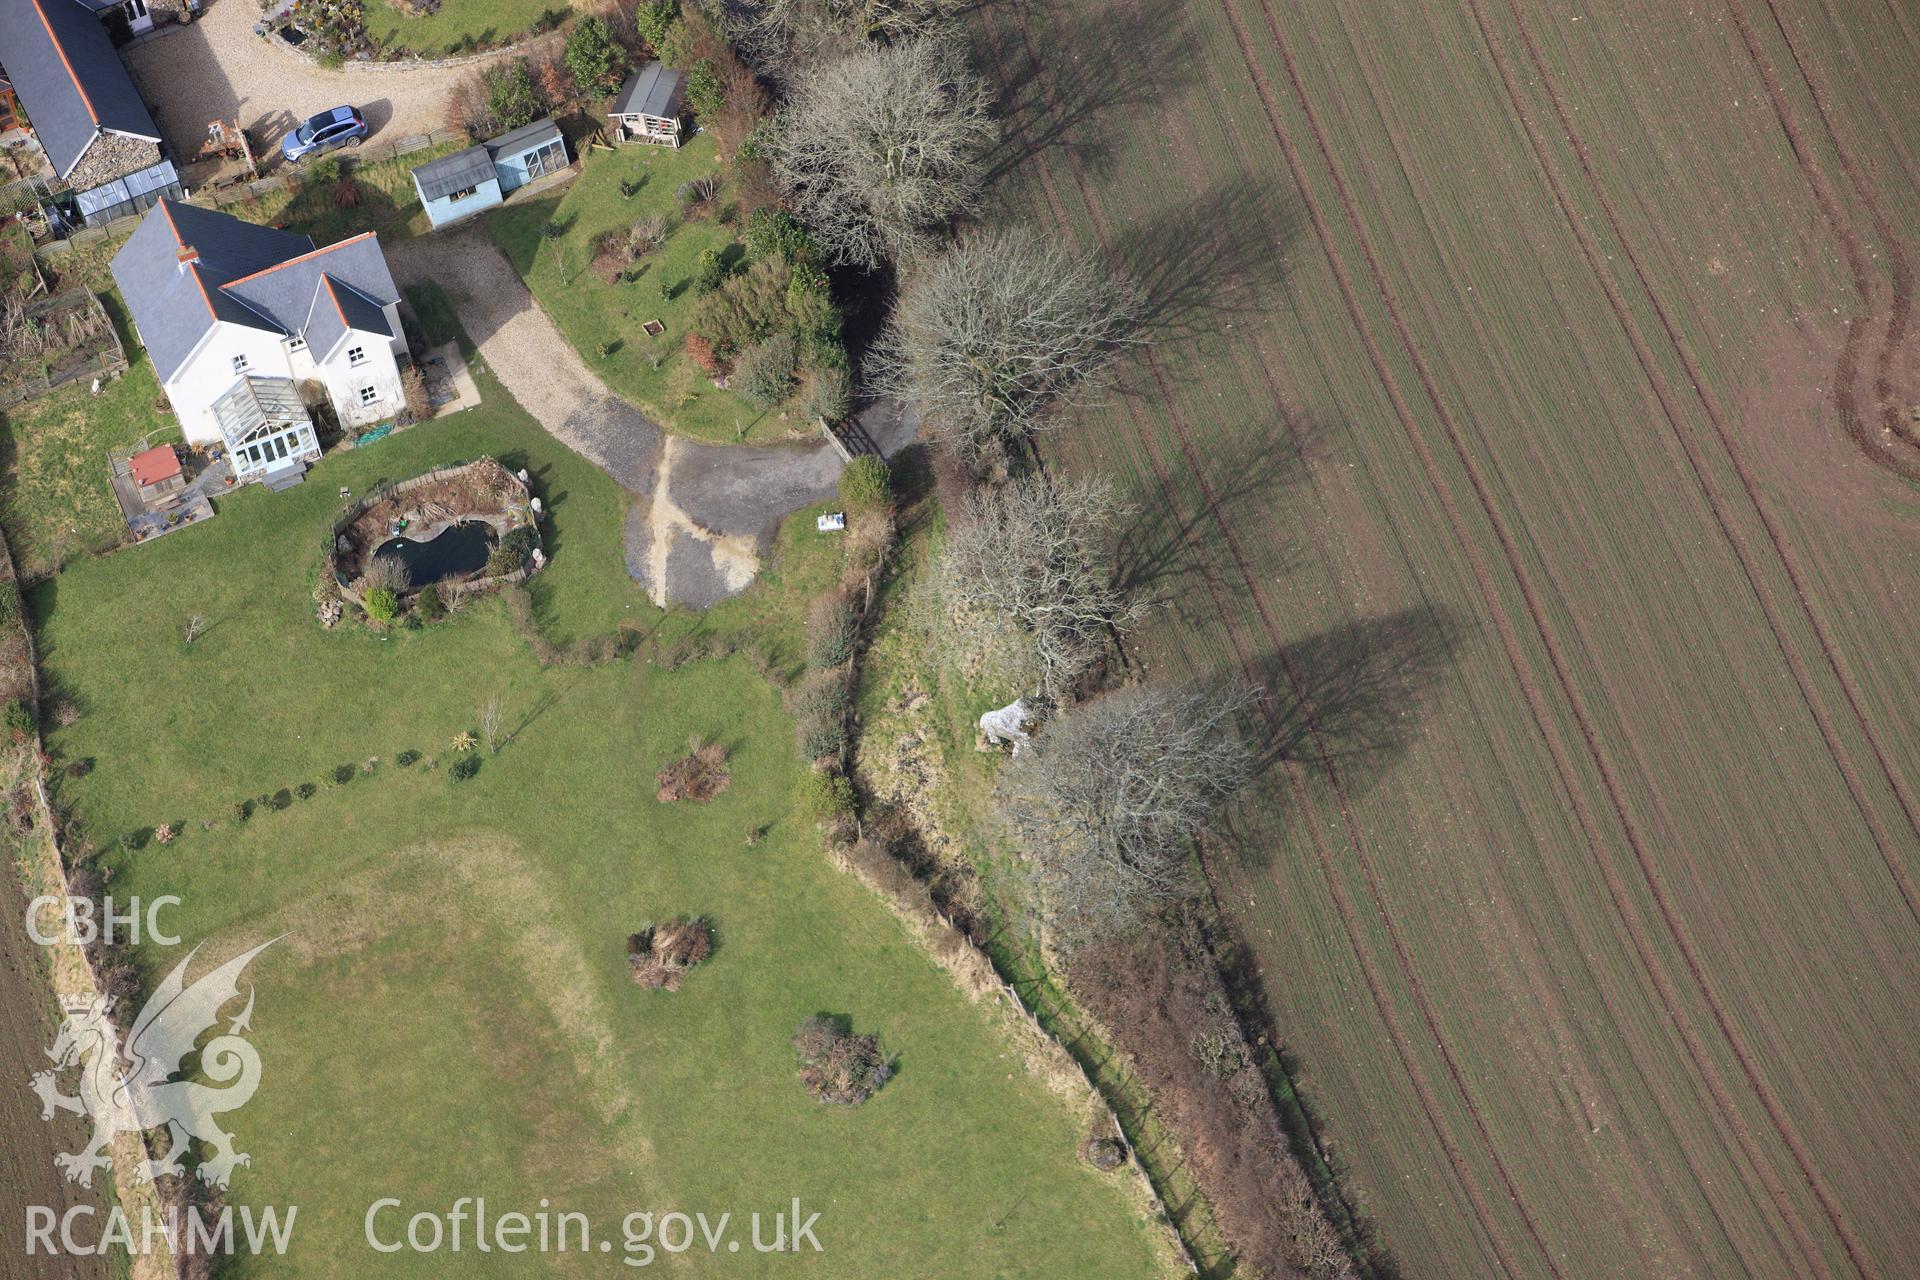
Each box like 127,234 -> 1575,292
387,231 -> 884,607
124,1 -> 505,163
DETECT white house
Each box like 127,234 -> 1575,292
111,200 -> 408,489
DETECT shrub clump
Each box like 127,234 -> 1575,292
450,755 -> 481,782
733,332 -> 796,409
804,593 -> 856,669
363,587 -> 399,624
331,764 -> 356,787
626,917 -> 713,991
3,699 -> 34,741
487,525 -> 539,577
837,455 -> 890,513
396,750 -> 422,768
655,739 -> 731,803
795,770 -> 855,822
791,1016 -> 892,1106
295,782 -> 317,800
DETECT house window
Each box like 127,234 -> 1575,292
359,386 -> 378,406
448,186 -> 479,201
275,435 -> 290,460
231,353 -> 249,373
347,346 -> 366,367
124,0 -> 147,19
288,336 -> 306,353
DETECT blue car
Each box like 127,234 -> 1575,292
281,106 -> 368,164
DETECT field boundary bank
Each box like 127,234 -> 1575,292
829,839 -> 1202,1276
0,529 -> 177,1280
982,3 -> 1557,1275
827,524 -> 1205,1276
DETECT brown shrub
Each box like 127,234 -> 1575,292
626,916 -> 713,991
791,1016 -> 892,1106
683,331 -> 725,377
655,739 -> 731,802
399,365 -> 432,424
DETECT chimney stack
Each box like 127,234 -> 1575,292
176,244 -> 198,268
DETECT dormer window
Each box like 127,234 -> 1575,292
231,354 -> 249,374
288,335 -> 306,353
348,346 -> 367,367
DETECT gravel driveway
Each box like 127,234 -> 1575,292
124,0 -> 507,162
387,231 -> 883,607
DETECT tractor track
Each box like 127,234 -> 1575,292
1444,2 -> 1911,1275
1322,14 -> 1813,1274
980,6 -> 1562,1277
1723,0 -> 1920,466
1752,0 -> 1916,446
1159,7 -> 1764,1276
1501,0 -> 1920,923
1478,0 -> 1920,920
1238,3 -> 1891,1277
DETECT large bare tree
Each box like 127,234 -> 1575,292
772,37 -> 996,270
874,228 -> 1146,457
729,0 -> 964,77
999,682 -> 1258,941
941,474 -> 1143,698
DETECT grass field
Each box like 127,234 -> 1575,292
489,137 -> 796,445
361,0 -> 565,57
977,1 -> 1920,1277
31,365 -> 1166,1275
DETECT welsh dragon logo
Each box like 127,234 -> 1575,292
30,939 -> 278,1189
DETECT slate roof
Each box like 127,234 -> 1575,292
486,117 -> 562,157
302,273 -> 394,360
611,64 -> 683,119
111,200 -> 399,381
0,0 -> 162,178
411,144 -> 495,202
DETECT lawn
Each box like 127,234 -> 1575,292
31,363 -> 1166,1276
0,300 -> 175,579
361,0 -> 566,57
489,136 -> 795,444
220,141 -> 469,247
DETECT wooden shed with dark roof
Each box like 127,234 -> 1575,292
608,64 -> 685,148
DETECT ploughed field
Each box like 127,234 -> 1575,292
980,0 -> 1920,1276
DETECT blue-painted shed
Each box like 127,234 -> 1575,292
413,118 -> 570,230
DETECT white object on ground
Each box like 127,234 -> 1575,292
979,698 -> 1039,755
817,512 -> 846,533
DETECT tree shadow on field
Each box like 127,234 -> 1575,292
1110,176 -> 1302,345
977,0 -> 1201,190
1222,607 -> 1461,825
1112,420 -> 1325,624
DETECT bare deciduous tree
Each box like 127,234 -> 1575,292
730,0 -> 964,78
941,475 -> 1144,698
874,228 -> 1145,457
181,613 -> 207,646
998,682 -> 1257,941
480,691 -> 503,756
772,37 -> 996,270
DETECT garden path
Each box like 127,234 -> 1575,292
387,230 -> 915,607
